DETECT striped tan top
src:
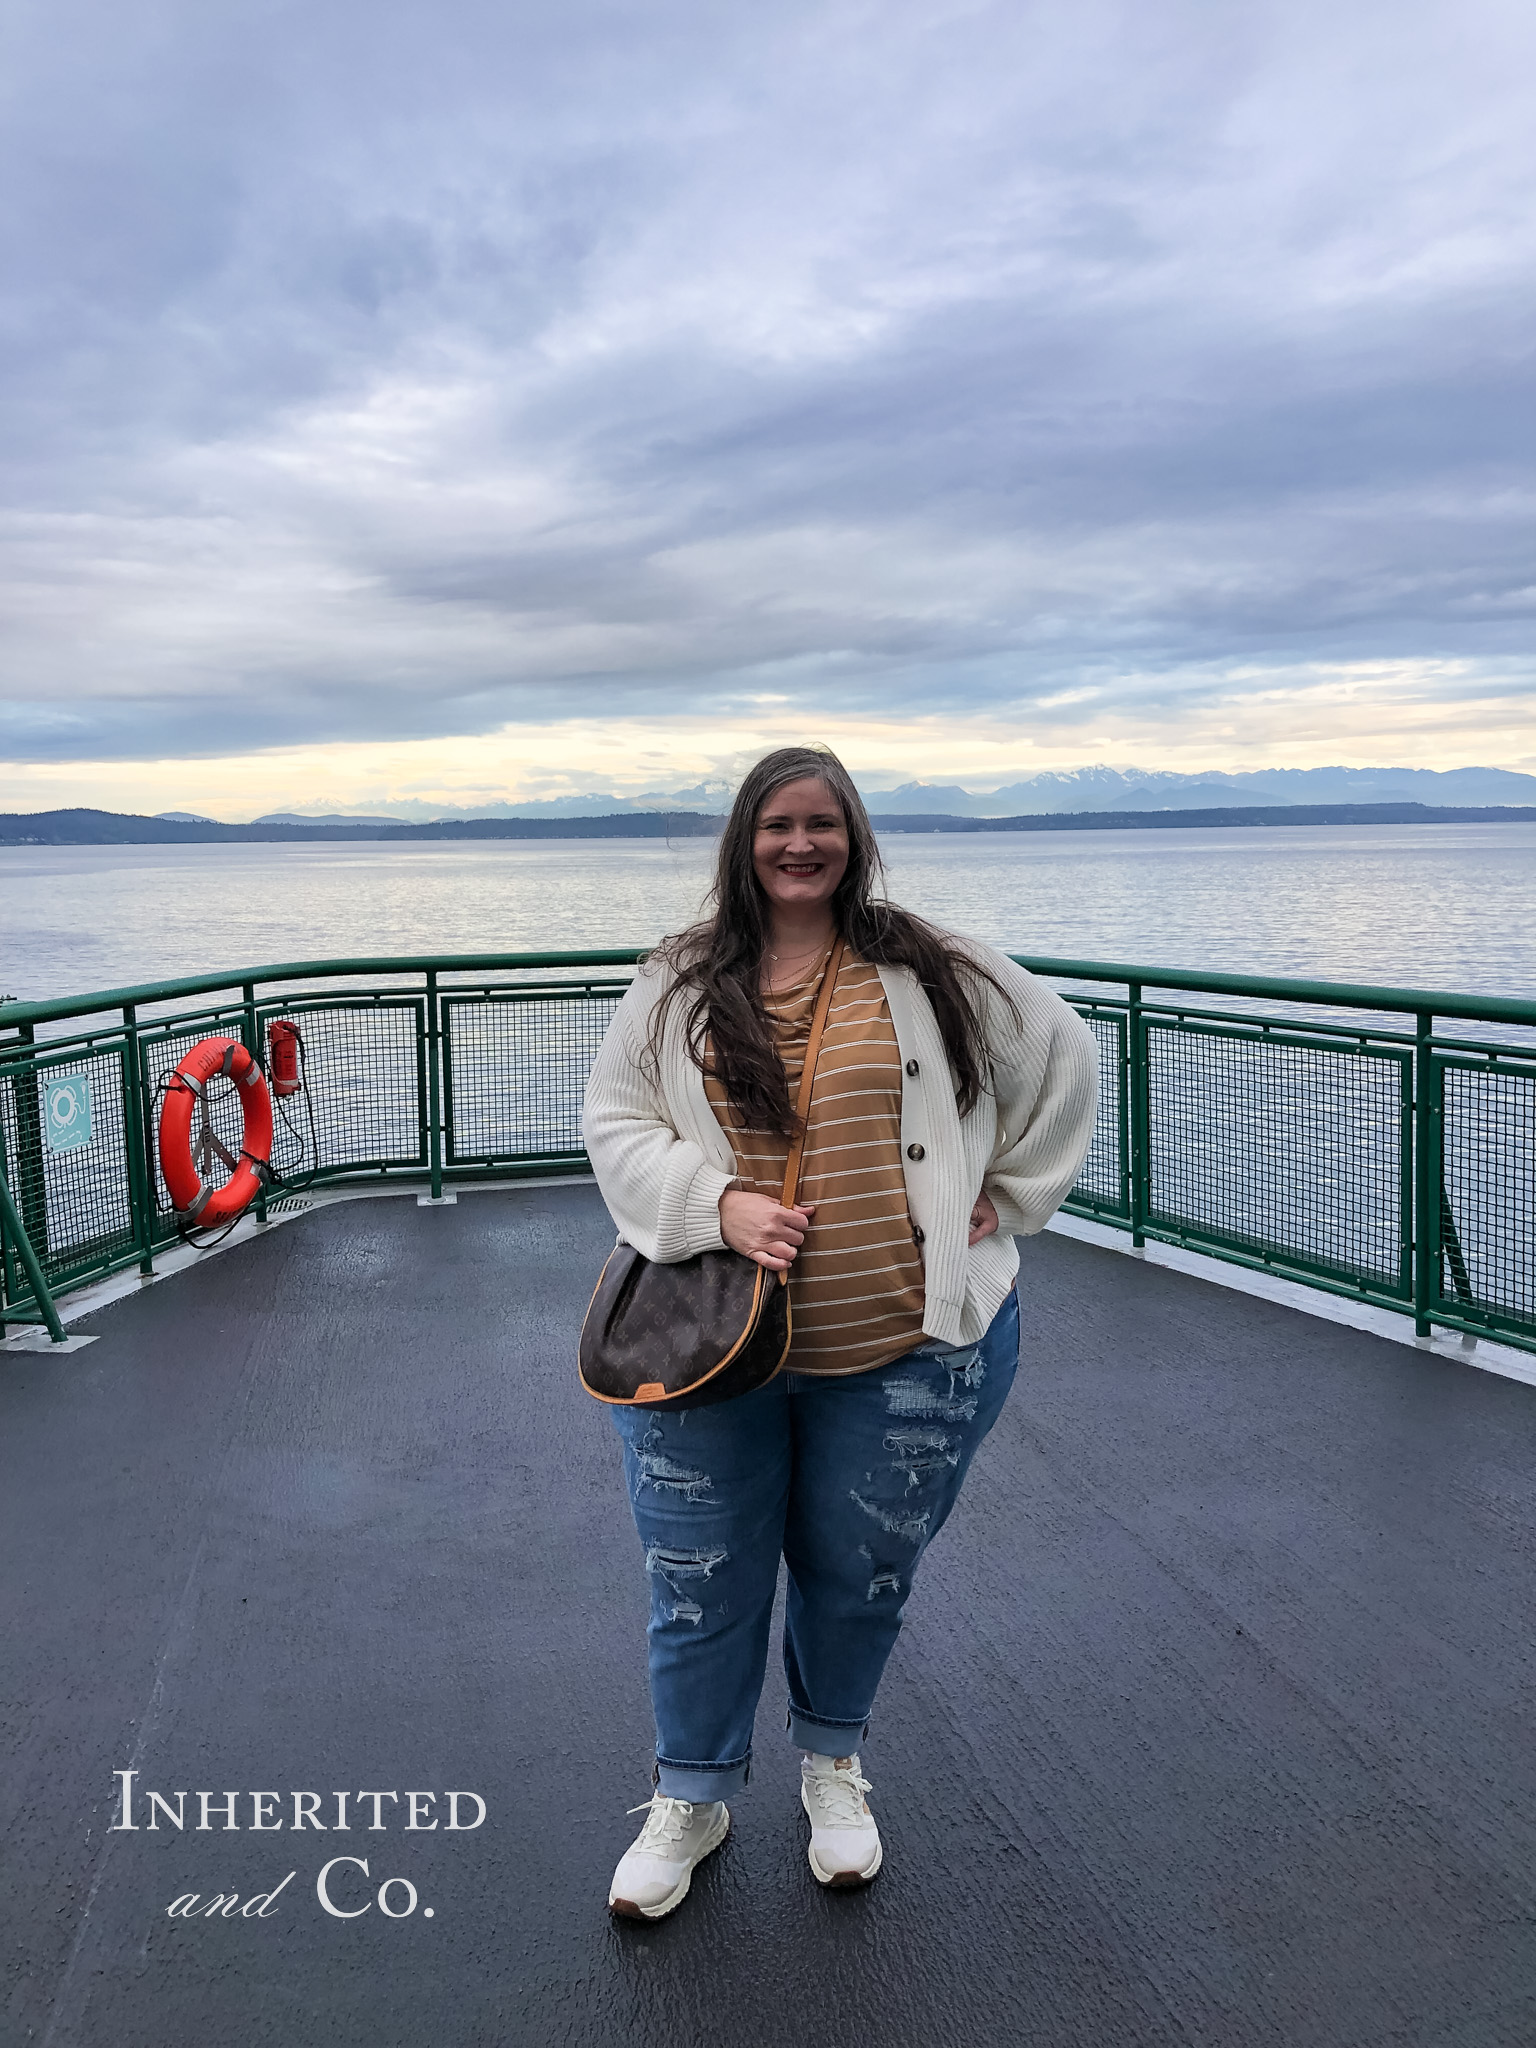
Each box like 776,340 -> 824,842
705,948 -> 928,1376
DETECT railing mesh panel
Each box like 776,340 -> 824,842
1072,1010 -> 1126,1213
1440,1064 -> 1535,1332
445,993 -> 624,1161
1,1048 -> 135,1293
259,1003 -> 425,1174
1146,1025 -> 1407,1291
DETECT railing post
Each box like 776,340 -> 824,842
1128,981 -> 1148,1248
426,970 -> 443,1199
1413,1009 -> 1436,1337
121,1003 -> 156,1277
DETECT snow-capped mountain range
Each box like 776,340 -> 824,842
854,765 -> 1536,814
247,764 -> 1536,826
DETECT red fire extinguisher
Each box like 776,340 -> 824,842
267,1019 -> 304,1097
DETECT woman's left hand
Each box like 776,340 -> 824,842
968,1189 -> 999,1246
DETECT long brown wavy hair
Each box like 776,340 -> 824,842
648,744 -> 1019,1136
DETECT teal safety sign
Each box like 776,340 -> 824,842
44,1075 -> 93,1154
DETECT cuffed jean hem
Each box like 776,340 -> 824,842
654,1752 -> 751,1802
788,1706 -> 871,1755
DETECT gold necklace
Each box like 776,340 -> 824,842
767,933 -> 831,964
766,942 -> 827,984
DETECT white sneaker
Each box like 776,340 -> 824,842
800,1753 -> 883,1887
608,1794 -> 730,1920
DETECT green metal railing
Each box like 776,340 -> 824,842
2,952 -> 1532,1356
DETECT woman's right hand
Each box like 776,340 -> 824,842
719,1189 -> 816,1272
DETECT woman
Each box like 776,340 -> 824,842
583,745 -> 1098,1920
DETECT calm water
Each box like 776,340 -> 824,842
3,823 -> 1536,1005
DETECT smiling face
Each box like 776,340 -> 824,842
752,775 -> 850,919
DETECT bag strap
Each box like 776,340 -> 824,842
779,937 -> 846,1210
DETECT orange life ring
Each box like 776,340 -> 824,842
158,1036 -> 275,1226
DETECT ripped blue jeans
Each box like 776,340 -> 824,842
609,1288 -> 1019,1801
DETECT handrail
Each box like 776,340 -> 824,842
0,1159 -> 66,1341
0,951 -> 648,1032
1009,957 -> 1536,1026
3,949 -> 1534,1034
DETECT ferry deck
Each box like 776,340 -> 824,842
4,1181 -> 1533,2048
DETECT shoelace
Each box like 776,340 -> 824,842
626,1794 -> 694,1854
805,1762 -> 873,1828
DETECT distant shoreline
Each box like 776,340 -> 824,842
4,800 -> 1536,846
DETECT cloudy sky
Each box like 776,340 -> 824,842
2,0 -> 1532,815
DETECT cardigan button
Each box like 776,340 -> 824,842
905,1059 -> 919,1076
906,1143 -> 925,1161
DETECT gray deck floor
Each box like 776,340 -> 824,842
3,1184 -> 1534,2048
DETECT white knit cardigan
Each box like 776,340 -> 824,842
581,941 -> 1100,1347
